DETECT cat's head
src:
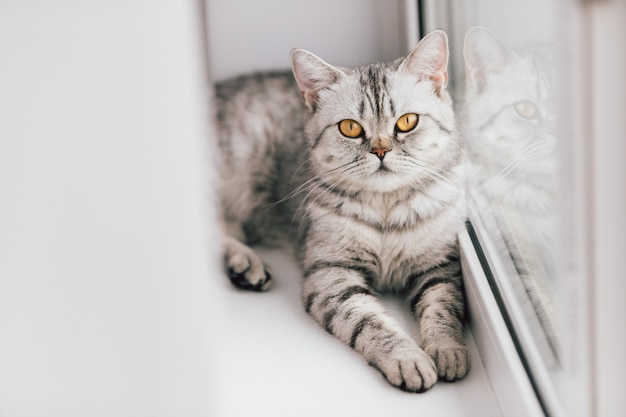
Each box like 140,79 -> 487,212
290,30 -> 460,194
462,27 -> 556,185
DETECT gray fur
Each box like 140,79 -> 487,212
215,30 -> 470,391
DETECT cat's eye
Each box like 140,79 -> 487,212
395,113 -> 419,133
338,119 -> 364,138
514,100 -> 537,119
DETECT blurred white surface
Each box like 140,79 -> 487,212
0,1 -> 219,415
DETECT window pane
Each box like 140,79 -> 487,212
461,24 -> 560,363
432,0 -> 565,414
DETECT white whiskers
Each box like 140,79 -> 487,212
489,139 -> 553,186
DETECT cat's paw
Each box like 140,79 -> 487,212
423,341 -> 471,381
373,344 -> 438,393
224,238 -> 272,292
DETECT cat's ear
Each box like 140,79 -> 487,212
463,26 -> 513,91
399,30 -> 449,95
291,49 -> 346,111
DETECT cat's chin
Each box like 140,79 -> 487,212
362,171 -> 413,194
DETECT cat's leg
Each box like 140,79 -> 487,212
304,266 -> 438,392
407,256 -> 471,381
223,221 -> 272,291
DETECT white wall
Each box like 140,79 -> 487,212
207,0 -> 408,80
0,2 -> 220,415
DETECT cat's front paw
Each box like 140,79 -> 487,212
423,341 -> 471,381
373,344 -> 438,393
224,238 -> 272,292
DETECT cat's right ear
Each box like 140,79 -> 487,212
399,30 -> 449,96
291,49 -> 346,111
463,26 -> 513,91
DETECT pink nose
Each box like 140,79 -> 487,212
370,147 -> 391,160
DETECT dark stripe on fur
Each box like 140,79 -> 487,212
318,285 -> 373,310
405,252 -> 461,294
316,179 -> 362,200
305,291 -> 319,313
323,308 -> 337,333
338,285 -> 373,302
342,246 -> 381,271
409,276 -> 460,312
380,72 -> 395,116
316,176 -> 423,206
312,124 -> 334,148
350,316 -> 372,348
368,67 -> 382,117
320,286 -> 374,334
365,92 -> 376,117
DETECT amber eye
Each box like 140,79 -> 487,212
514,100 -> 537,119
338,119 -> 364,138
395,113 -> 419,132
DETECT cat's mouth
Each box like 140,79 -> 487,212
376,163 -> 391,173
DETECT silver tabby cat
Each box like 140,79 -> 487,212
215,30 -> 469,392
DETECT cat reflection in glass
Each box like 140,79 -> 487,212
462,27 -> 559,363
215,30 -> 469,392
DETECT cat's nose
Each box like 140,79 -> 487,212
370,147 -> 391,161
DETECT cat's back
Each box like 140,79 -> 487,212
214,70 -> 308,244
214,70 -> 306,164
215,70 -> 303,131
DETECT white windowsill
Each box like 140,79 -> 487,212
207,247 -> 502,417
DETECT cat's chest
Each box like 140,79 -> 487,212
374,213 -> 459,289
308,190 -> 464,290
326,190 -> 443,231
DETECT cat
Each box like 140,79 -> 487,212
214,30 -> 470,392
461,26 -> 559,364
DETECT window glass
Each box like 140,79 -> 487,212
427,0 -> 565,413
461,23 -> 560,363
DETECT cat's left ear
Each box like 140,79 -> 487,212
399,30 -> 449,95
291,49 -> 346,111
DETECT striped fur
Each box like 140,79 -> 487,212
216,30 -> 470,391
